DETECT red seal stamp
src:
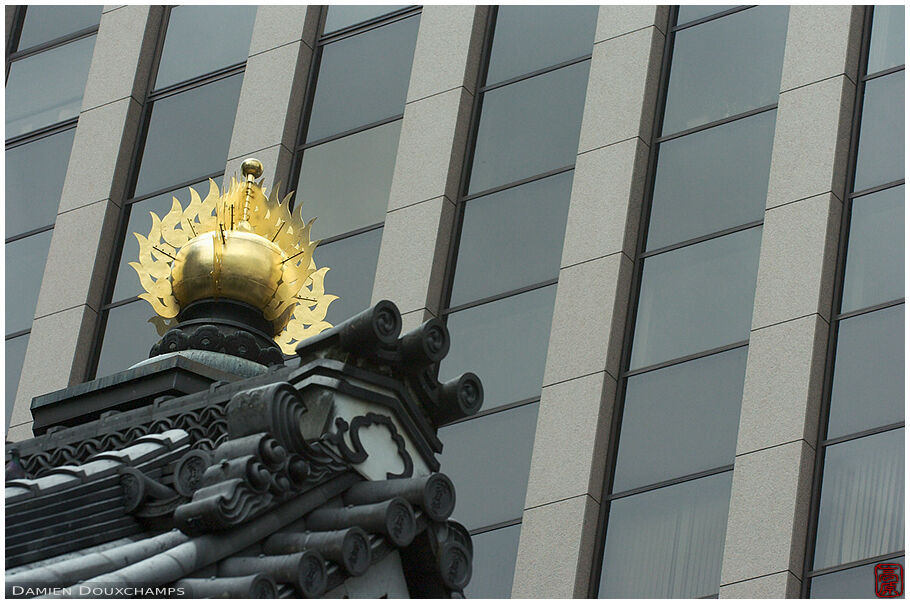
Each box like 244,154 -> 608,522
875,562 -> 903,598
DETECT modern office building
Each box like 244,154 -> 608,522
5,4 -> 904,598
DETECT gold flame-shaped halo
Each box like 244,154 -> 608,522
129,164 -> 337,355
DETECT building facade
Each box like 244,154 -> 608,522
5,5 -> 904,598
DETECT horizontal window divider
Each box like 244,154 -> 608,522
102,296 -> 140,312
468,517 -> 522,536
126,171 -> 225,206
623,340 -> 749,378
440,396 -> 541,428
9,24 -> 99,61
443,279 -> 558,315
5,118 -> 78,148
461,165 -> 575,203
148,63 -> 246,102
672,5 -> 757,32
863,63 -> 905,83
822,421 -> 904,448
849,178 -> 905,200
608,464 -> 734,501
318,6 -> 422,46
6,223 -> 54,245
299,113 -> 403,150
809,550 -> 906,578
835,297 -> 904,322
480,54 -> 592,94
5,329 -> 31,341
656,103 -> 777,144
641,220 -> 764,259
318,221 -> 384,246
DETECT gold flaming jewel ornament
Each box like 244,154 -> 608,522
130,158 -> 337,355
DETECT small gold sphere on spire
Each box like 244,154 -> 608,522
241,157 -> 264,179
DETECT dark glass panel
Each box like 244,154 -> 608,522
464,524 -> 522,599
827,305 -> 904,440
613,347 -> 747,493
5,230 -> 53,335
868,5 -> 905,74
16,5 -> 101,50
450,172 -> 573,306
134,74 -> 243,197
841,186 -> 904,313
485,6 -> 598,86
814,429 -> 904,570
662,6 -> 788,135
630,227 -> 762,370
312,228 -> 383,326
296,120 -> 401,241
469,61 -> 589,194
5,128 -> 75,236
6,334 -> 29,427
95,300 -> 163,378
675,6 -> 738,25
323,6 -> 408,34
599,472 -> 733,598
306,15 -> 419,142
438,403 -> 538,530
854,71 -> 905,192
6,35 -> 96,139
810,556 -> 905,599
647,110 -> 775,251
154,5 -> 257,89
441,286 -> 557,411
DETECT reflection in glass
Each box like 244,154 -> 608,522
451,172 -> 573,306
868,5 -> 905,75
323,6 -> 408,34
464,524 -> 522,599
675,6 -> 737,25
17,5 -> 101,50
854,71 -> 905,192
307,15 -> 419,142
438,403 -> 538,530
470,61 -> 589,194
134,74 -> 243,197
95,300 -> 164,378
647,110 -> 774,250
312,229 -> 383,326
810,556 -> 904,599
814,429 -> 904,570
841,186 -> 904,313
155,5 -> 256,89
485,5 -> 598,86
6,35 -> 96,139
599,472 -> 733,598
296,121 -> 402,240
662,6 -> 788,135
6,335 -> 29,427
6,129 -> 76,237
613,347 -> 747,493
5,231 -> 54,335
441,286 -> 557,411
827,305 -> 904,440
630,227 -> 762,370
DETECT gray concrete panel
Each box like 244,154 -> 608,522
779,6 -> 863,92
595,5 -> 669,43
247,5 -> 319,57
224,144 -> 294,197
719,570 -> 802,599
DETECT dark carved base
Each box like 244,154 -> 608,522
150,299 -> 285,367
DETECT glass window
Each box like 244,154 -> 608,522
464,524 -> 522,599
647,110 -> 775,250
306,15 -> 419,142
154,5 -> 257,89
441,286 -> 557,411
827,305 -> 904,440
5,128 -> 76,237
814,429 -> 904,570
675,6 -> 738,25
6,35 -> 97,139
16,5 -> 101,50
841,186 -> 904,313
95,300 -> 165,377
599,472 -> 733,598
630,227 -> 762,370
613,347 -> 747,493
662,6 -> 789,135
485,6 -> 598,86
438,403 -> 539,530
5,231 -> 54,335
6,334 -> 29,426
323,5 -> 409,34
133,74 -> 243,197
469,61 -> 590,194
312,229 -> 383,326
868,5 -> 905,74
450,172 -> 573,306
854,71 -> 905,192
295,120 -> 402,241
810,556 -> 905,599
